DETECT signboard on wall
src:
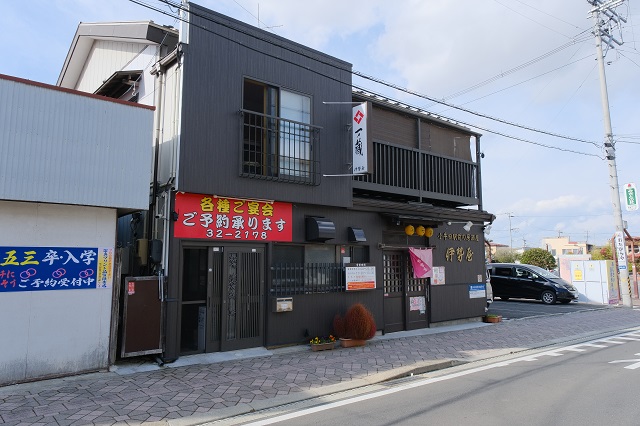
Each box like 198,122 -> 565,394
432,266 -> 446,284
345,263 -> 376,291
0,246 -> 113,292
352,102 -> 371,174
174,192 -> 293,241
468,284 -> 486,299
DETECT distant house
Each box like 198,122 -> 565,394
623,235 -> 640,262
485,241 -> 509,261
542,236 -> 593,258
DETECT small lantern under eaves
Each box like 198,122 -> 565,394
404,225 -> 415,236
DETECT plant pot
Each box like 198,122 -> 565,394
339,338 -> 367,348
483,315 -> 502,323
310,342 -> 336,351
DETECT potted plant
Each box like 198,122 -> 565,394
333,303 -> 376,347
309,335 -> 337,351
483,314 -> 502,323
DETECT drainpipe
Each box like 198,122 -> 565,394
148,60 -> 166,271
475,134 -> 483,211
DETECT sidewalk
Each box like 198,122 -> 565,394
2,306 -> 640,426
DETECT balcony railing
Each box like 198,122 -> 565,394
353,141 -> 478,205
241,109 -> 321,185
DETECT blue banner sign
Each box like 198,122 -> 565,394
468,284 -> 486,299
0,246 -> 106,292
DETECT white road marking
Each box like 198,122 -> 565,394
241,330 -> 640,425
609,353 -> 640,369
580,343 -> 608,348
598,338 -> 626,345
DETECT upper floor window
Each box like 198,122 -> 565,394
242,79 -> 319,184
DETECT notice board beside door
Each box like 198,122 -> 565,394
121,276 -> 163,358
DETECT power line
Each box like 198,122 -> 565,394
353,87 -> 601,158
441,55 -> 593,109
128,0 -> 604,155
440,34 -> 591,101
352,71 -> 601,147
493,0 -> 575,38
512,0 -> 586,30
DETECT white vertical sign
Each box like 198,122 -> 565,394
614,231 -> 628,271
352,102 -> 368,174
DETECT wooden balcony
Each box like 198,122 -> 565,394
353,141 -> 479,207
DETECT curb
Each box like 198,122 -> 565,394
173,323 -> 640,425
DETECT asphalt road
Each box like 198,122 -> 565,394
487,299 -> 612,320
242,330 -> 640,426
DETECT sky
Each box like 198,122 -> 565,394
3,0 -> 640,249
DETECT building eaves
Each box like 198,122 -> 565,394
57,21 -> 178,88
352,197 -> 495,225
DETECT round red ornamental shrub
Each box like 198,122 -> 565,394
343,303 -> 376,340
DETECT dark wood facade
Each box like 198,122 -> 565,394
177,4 -> 353,208
160,4 -> 494,361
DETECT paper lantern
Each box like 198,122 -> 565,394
404,225 -> 415,236
416,225 -> 426,236
425,227 -> 434,237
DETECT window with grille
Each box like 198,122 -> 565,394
242,79 -> 320,184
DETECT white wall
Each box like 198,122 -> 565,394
76,40 -> 145,93
0,201 -> 115,385
0,75 -> 153,211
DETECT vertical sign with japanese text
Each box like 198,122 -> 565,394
614,231 -> 628,271
0,246 -> 113,292
624,183 -> 638,211
352,102 -> 370,174
174,192 -> 293,241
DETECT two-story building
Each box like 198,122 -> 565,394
58,2 -> 494,363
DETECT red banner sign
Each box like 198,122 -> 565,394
174,192 -> 293,242
408,247 -> 433,279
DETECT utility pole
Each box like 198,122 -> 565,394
588,0 -> 632,307
507,213 -> 514,251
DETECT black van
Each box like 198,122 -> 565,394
489,263 -> 579,304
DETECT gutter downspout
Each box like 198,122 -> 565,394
148,59 -> 166,272
475,134 -> 483,211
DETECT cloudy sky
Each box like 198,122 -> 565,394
3,0 -> 639,248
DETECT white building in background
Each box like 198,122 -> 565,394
542,236 -> 593,281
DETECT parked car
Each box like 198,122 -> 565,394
489,263 -> 578,304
